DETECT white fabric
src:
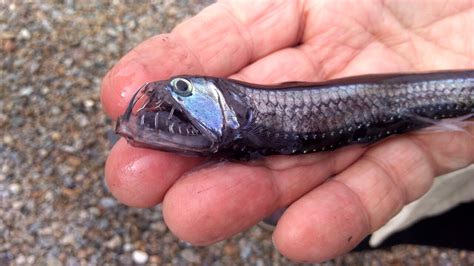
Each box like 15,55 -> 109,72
370,164 -> 474,247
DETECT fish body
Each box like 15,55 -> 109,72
116,70 -> 474,158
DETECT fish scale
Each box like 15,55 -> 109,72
219,70 -> 474,156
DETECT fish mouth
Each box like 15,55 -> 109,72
115,88 -> 212,155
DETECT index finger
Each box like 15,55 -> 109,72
100,0 -> 304,118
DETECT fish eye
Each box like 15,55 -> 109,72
170,78 -> 193,96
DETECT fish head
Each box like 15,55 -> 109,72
115,76 -> 240,155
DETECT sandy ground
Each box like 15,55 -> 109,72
1,1 -> 473,265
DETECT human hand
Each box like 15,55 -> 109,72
101,0 -> 473,262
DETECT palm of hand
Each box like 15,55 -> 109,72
101,1 -> 473,262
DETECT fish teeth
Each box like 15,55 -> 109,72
168,107 -> 175,120
154,112 -> 159,130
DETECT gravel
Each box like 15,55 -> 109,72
1,0 -> 473,265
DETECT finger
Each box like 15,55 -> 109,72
173,0 -> 303,75
262,146 -> 366,206
230,42 -> 412,85
162,146 -> 365,245
101,0 -> 303,118
230,47 -> 324,84
409,126 -> 474,172
105,138 -> 202,207
273,127 -> 474,262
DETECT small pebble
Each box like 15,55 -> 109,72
3,40 -> 16,52
132,250 -> 149,264
149,255 -> 161,265
76,114 -> 89,127
61,234 -> 75,245
150,221 -> 167,233
18,28 -> 31,40
83,99 -> 94,108
8,183 -> 21,194
50,132 -> 61,141
15,255 -> 26,264
88,207 -> 100,216
29,61 -> 40,73
126,20 -> 137,30
66,156 -> 81,167
180,249 -> 201,263
1,164 -> 10,174
40,86 -> 50,95
12,201 -> 23,209
123,243 -> 133,252
99,197 -> 117,208
3,135 -> 13,145
223,243 -> 239,257
105,235 -> 122,249
39,149 -> 48,157
44,191 -> 54,201
19,86 -> 33,96
63,58 -> 74,67
0,114 -> 7,126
